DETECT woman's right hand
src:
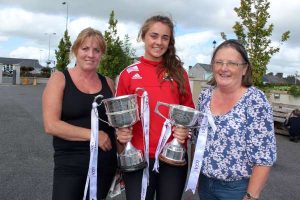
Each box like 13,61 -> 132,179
115,127 -> 133,144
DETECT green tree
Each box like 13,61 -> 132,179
123,34 -> 136,66
55,30 -> 72,71
99,10 -> 135,79
221,0 -> 290,85
41,67 -> 51,78
289,85 -> 300,97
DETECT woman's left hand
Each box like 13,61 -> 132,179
172,126 -> 189,144
98,131 -> 112,151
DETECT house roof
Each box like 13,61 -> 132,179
192,63 -> 212,72
188,63 -> 212,79
0,57 -> 44,69
263,74 -> 287,84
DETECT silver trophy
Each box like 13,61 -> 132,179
94,88 -> 147,172
155,101 -> 203,166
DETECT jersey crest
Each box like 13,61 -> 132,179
126,65 -> 139,73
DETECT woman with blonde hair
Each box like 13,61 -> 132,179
42,27 -> 117,200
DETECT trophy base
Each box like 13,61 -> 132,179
119,161 -> 147,172
159,154 -> 186,166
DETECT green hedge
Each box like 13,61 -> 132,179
259,85 -> 300,97
289,85 -> 300,97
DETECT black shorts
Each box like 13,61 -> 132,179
123,158 -> 188,200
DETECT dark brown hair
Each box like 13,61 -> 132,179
208,39 -> 253,87
292,109 -> 300,117
138,15 -> 187,96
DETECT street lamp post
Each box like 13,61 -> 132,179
39,49 -> 43,63
62,2 -> 69,30
213,40 -> 217,49
45,32 -> 56,66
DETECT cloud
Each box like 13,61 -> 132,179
9,46 -> 41,59
176,31 -> 216,67
0,0 -> 299,76
0,35 -> 8,42
67,17 -> 107,42
269,1 -> 300,46
0,7 -> 64,42
270,45 -> 300,76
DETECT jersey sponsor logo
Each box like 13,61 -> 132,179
126,65 -> 139,73
132,73 -> 142,79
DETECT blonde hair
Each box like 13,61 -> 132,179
71,27 -> 106,57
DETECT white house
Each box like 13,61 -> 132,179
0,57 -> 44,75
188,63 -> 212,81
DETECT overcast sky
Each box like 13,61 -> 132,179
0,0 -> 299,76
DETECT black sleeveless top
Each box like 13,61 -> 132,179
53,70 -> 117,175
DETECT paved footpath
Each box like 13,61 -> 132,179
0,84 -> 299,200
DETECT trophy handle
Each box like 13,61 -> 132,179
188,112 -> 208,129
94,94 -> 104,104
135,87 -> 145,97
93,94 -> 110,125
155,101 -> 171,121
135,87 -> 148,118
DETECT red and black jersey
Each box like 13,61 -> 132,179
116,56 -> 194,158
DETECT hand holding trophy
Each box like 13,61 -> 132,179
155,101 -> 203,166
94,88 -> 147,172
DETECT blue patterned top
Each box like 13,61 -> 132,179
192,86 -> 277,181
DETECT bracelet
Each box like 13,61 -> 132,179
244,192 -> 259,200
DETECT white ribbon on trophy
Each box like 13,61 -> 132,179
185,114 -> 216,194
152,119 -> 172,172
83,101 -> 100,200
141,90 -> 150,200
